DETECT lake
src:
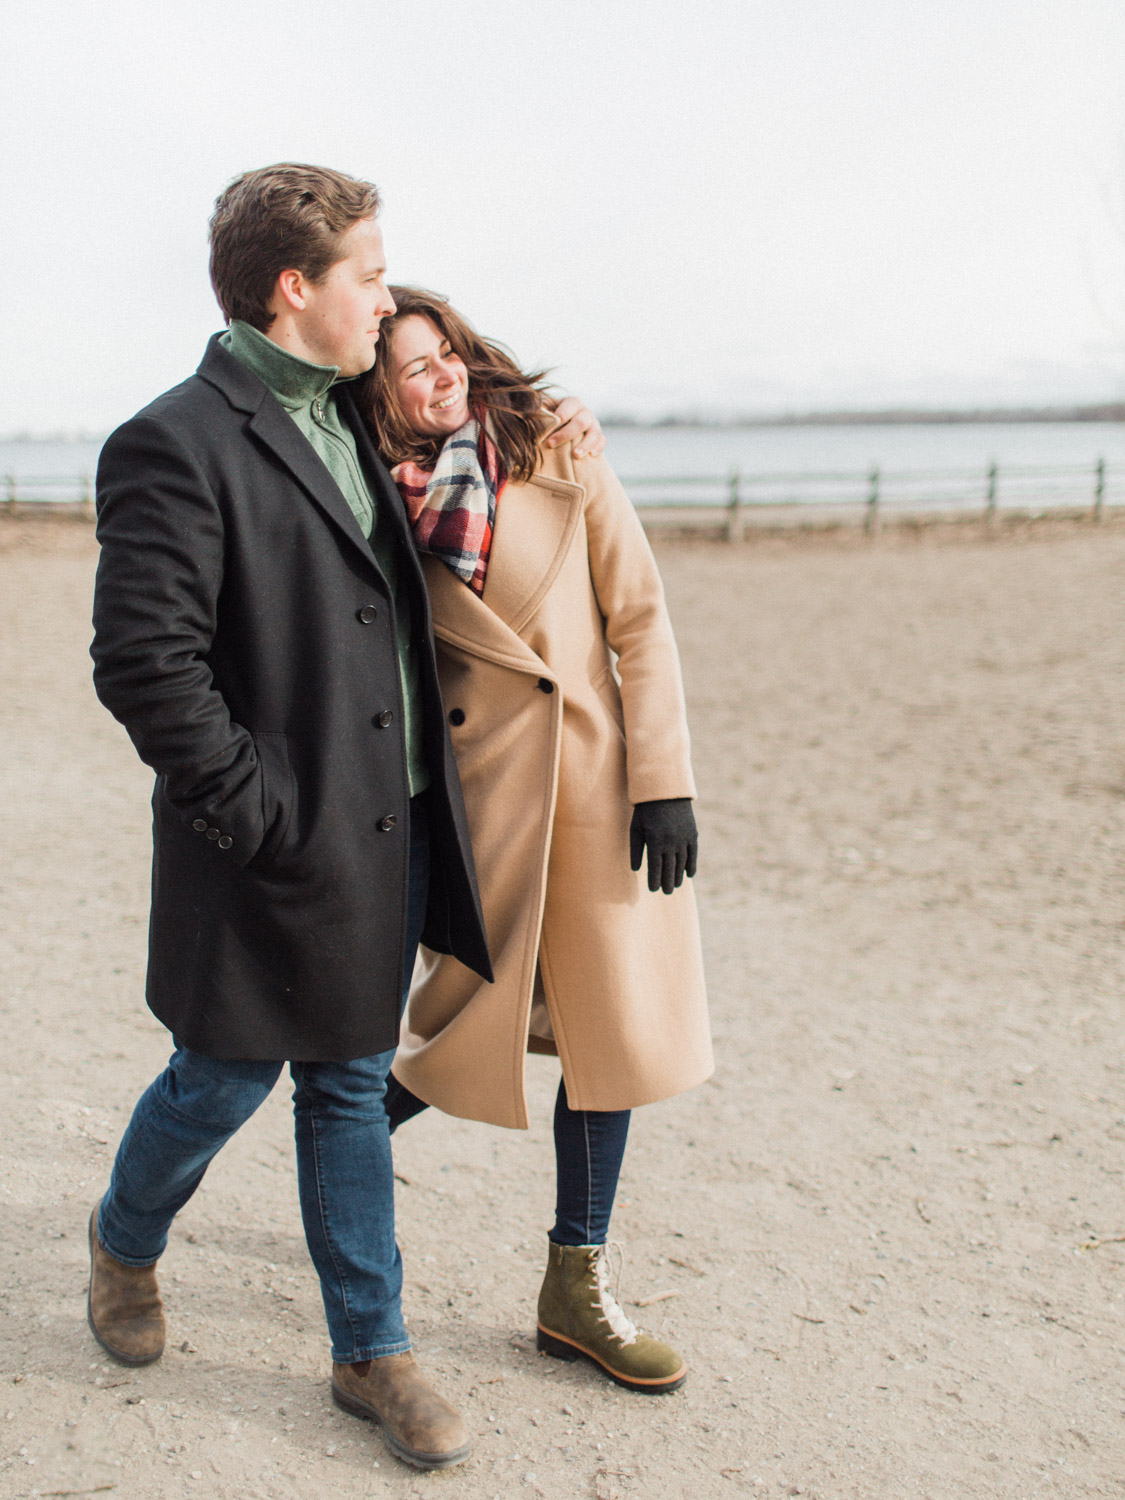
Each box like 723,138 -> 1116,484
3,421 -> 1123,512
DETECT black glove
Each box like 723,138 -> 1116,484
629,798 -> 698,895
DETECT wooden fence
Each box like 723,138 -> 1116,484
3,471 -> 96,518
3,459 -> 1122,536
619,458 -> 1122,537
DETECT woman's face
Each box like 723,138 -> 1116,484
388,314 -> 471,437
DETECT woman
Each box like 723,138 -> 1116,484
362,288 -> 713,1394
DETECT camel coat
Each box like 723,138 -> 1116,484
392,440 -> 713,1127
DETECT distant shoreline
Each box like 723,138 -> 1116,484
3,403 -> 1123,444
601,402 -> 1125,429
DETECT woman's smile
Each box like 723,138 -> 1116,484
390,314 -> 471,435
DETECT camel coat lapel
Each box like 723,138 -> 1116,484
422,468 -> 585,662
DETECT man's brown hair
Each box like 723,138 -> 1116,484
209,163 -> 381,331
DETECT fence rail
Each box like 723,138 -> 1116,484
3,459 -> 1122,536
4,471 -> 97,517
618,459 -> 1122,537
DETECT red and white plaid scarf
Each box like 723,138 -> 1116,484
391,418 -> 505,595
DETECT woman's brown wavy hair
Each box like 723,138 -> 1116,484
360,286 -> 552,483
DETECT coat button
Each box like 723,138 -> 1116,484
217,835 -> 233,850
448,708 -> 465,726
192,818 -> 208,832
205,826 -> 221,840
379,815 -> 397,832
377,709 -> 394,728
357,605 -> 378,624
537,678 -> 554,694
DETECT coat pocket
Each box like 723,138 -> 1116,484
249,731 -> 296,868
591,664 -> 627,743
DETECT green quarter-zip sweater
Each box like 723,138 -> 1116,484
222,319 -> 429,796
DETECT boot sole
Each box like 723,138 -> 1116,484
86,1211 -> 163,1367
331,1379 -> 472,1470
536,1325 -> 688,1394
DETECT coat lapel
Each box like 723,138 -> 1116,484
335,385 -> 423,565
247,399 -> 379,562
483,471 -> 586,635
417,469 -> 586,672
196,335 -> 380,577
421,555 -> 548,675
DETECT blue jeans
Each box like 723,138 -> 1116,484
385,1074 -> 631,1246
97,794 -> 431,1364
550,1080 -> 631,1246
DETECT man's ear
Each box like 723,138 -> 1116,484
274,268 -> 308,314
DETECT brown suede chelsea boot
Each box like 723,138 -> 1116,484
86,1205 -> 165,1366
332,1352 -> 471,1470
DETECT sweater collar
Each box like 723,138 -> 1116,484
221,320 -> 340,411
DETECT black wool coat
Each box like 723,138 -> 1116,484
91,335 -> 492,1061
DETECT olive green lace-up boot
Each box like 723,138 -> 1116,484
536,1240 -> 687,1393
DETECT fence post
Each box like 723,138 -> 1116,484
726,467 -> 742,542
864,466 -> 880,535
985,461 -> 998,526
1093,457 -> 1105,522
80,471 -> 94,520
5,473 -> 16,517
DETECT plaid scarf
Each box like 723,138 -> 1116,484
391,418 -> 505,595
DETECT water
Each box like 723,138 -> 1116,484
3,422 -> 1123,511
0,440 -> 103,503
605,421 -> 1125,478
605,421 -> 1125,512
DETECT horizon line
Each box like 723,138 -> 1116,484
3,400 -> 1124,444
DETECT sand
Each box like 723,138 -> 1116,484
2,513 -> 1124,1499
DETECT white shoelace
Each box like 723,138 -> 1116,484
591,1242 -> 640,1346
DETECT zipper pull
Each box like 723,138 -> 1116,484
313,397 -> 324,421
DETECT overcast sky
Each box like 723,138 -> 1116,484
3,0 -> 1124,431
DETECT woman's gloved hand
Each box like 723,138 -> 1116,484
629,798 -> 699,894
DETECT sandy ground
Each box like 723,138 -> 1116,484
2,513 -> 1125,1500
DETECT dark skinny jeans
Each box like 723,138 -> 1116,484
384,1075 -> 630,1246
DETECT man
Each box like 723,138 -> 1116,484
87,162 -> 603,1472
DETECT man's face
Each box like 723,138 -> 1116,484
295,217 -> 396,376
